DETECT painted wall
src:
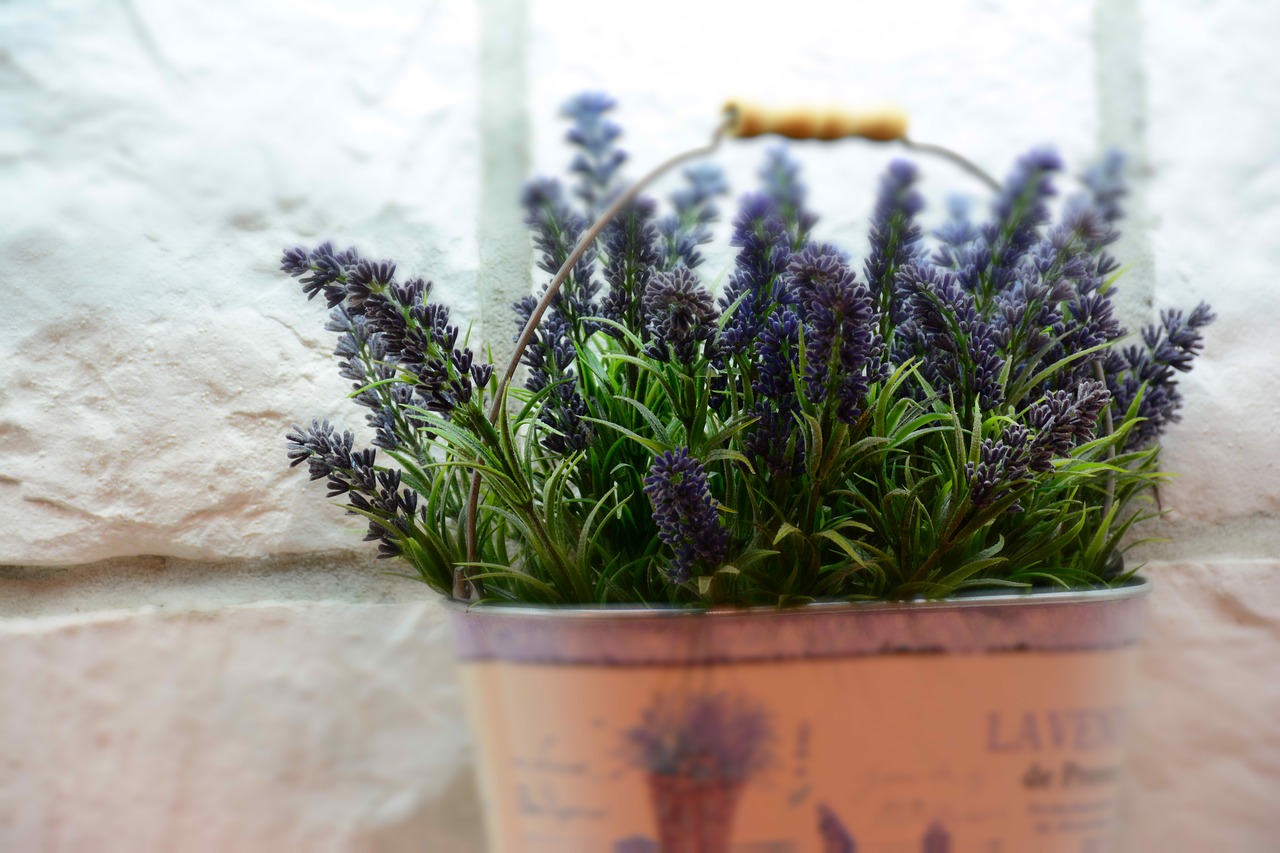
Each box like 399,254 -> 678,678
2,0 -> 1277,849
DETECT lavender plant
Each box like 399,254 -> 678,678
281,94 -> 1211,605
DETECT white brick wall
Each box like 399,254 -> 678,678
0,0 -> 481,564
2,0 -> 1276,849
1,598 -> 477,852
1141,0 -> 1280,528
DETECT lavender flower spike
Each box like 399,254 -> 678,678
562,91 -> 626,215
967,424 -> 1032,508
897,263 -> 1005,411
759,146 -> 817,247
643,448 -> 729,583
520,178 -> 597,302
718,194 -> 791,353
745,308 -> 805,477
658,162 -> 728,271
863,159 -> 925,302
983,148 -> 1063,295
1081,149 -> 1128,224
788,244 -> 880,424
512,296 -> 593,453
1026,381 -> 1113,471
1106,302 -> 1213,449
643,267 -> 720,364
599,197 -> 661,338
284,421 -> 413,559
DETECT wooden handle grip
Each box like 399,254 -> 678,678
723,101 -> 909,142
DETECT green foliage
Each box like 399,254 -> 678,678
310,312 -> 1164,605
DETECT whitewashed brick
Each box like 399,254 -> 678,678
1127,561 -> 1280,849
0,0 -> 481,564
1141,0 -> 1280,523
0,599 -> 483,852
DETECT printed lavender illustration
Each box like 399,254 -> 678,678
921,820 -> 951,852
818,803 -> 857,852
624,690 -> 772,852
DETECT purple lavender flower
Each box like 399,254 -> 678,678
284,420 -> 416,559
990,274 -> 1072,371
980,148 -> 1063,297
280,245 -> 310,277
1025,380 -> 1112,471
562,91 -> 627,215
514,296 -> 573,394
1056,289 -> 1123,384
753,308 -> 801,406
281,242 -> 397,316
719,194 -> 792,353
363,277 -> 425,357
897,263 -> 1005,411
642,267 -> 720,364
658,163 -> 728,271
283,244 -> 490,423
865,159 -> 926,366
282,241 -> 359,309
643,448 -> 729,583
1152,303 -> 1215,371
1081,149 -> 1128,225
344,258 -> 397,312
1055,202 -> 1116,254
1106,302 -> 1214,449
933,196 -> 982,261
599,197 -> 662,338
967,424 -> 1032,508
758,147 -> 817,248
743,309 -> 804,476
521,178 -> 599,317
745,405 -> 802,479
1017,202 -> 1118,325
788,244 -> 880,423
864,159 -> 925,304
513,295 -> 593,453
325,311 -> 408,449
929,195 -> 994,308
389,295 -> 477,416
286,418 -> 358,487
538,382 -> 593,455
364,399 -> 408,452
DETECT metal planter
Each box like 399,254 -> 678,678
450,580 -> 1148,852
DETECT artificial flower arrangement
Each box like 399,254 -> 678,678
281,93 -> 1212,607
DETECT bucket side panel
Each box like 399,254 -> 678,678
460,648 -> 1138,852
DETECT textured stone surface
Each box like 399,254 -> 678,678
475,0 -> 534,377
1127,561 -> 1280,849
1140,0 -> 1280,525
0,552 -> 424,620
0,0 -> 481,564
0,599 -> 483,852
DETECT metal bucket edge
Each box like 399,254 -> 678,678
448,578 -> 1150,666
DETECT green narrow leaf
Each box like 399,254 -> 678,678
773,522 -> 804,546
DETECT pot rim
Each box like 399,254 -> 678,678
449,577 -> 1150,663
445,575 -> 1149,620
